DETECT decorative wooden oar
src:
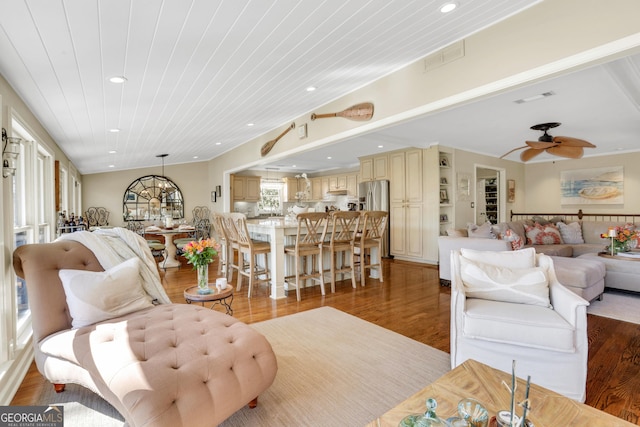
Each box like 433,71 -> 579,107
260,122 -> 295,157
310,102 -> 374,121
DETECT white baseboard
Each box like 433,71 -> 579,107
0,343 -> 34,405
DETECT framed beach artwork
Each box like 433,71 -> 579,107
560,166 -> 623,205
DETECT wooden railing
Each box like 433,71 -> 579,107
510,209 -> 640,223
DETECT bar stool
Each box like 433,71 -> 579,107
284,212 -> 329,301
232,214 -> 271,298
211,213 -> 230,278
353,210 -> 388,287
219,213 -> 242,283
324,211 -> 361,292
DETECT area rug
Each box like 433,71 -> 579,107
587,290 -> 640,325
35,306 -> 451,427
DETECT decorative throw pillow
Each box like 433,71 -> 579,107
459,256 -> 551,307
460,247 -> 536,269
446,228 -> 468,237
556,221 -> 585,244
490,223 -> 508,240
59,257 -> 153,328
467,222 -> 495,239
531,215 -> 565,226
524,223 -> 563,245
503,228 -> 525,250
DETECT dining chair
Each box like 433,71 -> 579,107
231,214 -> 271,298
324,211 -> 361,292
192,206 -> 212,239
126,221 -> 167,266
353,210 -> 388,287
84,207 -> 110,227
284,212 -> 329,301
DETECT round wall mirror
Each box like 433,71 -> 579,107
123,175 -> 184,221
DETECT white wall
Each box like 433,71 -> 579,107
524,152 -> 640,214
449,149 -> 525,227
82,161 -> 213,226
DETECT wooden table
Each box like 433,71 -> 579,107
598,251 -> 640,261
367,359 -> 635,427
152,228 -> 191,269
184,284 -> 234,315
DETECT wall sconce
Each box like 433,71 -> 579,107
2,128 -> 21,178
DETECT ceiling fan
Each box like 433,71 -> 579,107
500,122 -> 596,162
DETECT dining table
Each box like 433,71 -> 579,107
245,216 -> 380,299
146,226 -> 195,269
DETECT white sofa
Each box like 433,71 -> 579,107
450,248 -> 589,402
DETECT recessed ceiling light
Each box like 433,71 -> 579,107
109,128 -> 120,133
108,164 -> 115,168
108,150 -> 117,154
215,142 -> 222,145
193,155 -> 199,159
292,165 -> 297,168
440,2 -> 458,13
108,76 -> 127,83
327,156 -> 332,160
247,123 -> 254,127
378,145 -> 384,148
306,86 -> 317,92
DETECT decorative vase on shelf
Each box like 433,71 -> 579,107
197,263 -> 212,294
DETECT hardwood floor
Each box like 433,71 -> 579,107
11,257 -> 640,425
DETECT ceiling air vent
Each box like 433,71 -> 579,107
513,91 -> 556,104
423,40 -> 465,72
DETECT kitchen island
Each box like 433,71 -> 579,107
245,215 -> 380,299
245,217 -> 298,299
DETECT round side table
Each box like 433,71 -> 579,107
184,285 -> 234,315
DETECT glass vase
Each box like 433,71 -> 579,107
197,263 -> 212,294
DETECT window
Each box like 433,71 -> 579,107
6,119 -> 55,361
258,179 -> 283,215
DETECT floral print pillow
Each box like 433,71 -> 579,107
524,223 -> 563,245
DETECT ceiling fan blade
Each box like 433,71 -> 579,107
546,145 -> 584,159
553,136 -> 596,148
499,145 -> 529,159
520,148 -> 543,162
526,140 -> 558,149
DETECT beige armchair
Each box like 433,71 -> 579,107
450,247 -> 589,402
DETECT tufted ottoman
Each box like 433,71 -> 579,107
13,240 -> 278,427
39,304 -> 277,427
550,256 -> 605,302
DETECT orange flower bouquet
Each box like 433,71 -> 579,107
182,238 -> 220,294
600,225 -> 638,255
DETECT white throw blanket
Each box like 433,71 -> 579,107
57,227 -> 171,304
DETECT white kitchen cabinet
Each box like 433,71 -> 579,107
232,175 -> 261,202
311,177 -> 323,200
359,154 -> 388,181
389,149 -> 423,259
346,173 -> 358,196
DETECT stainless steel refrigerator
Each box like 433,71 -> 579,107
358,179 -> 391,258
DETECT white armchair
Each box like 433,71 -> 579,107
450,248 -> 589,402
